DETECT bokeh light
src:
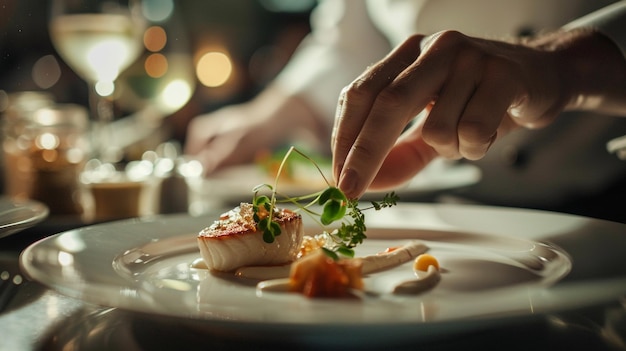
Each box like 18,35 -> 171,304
161,79 -> 192,111
36,133 -> 60,150
145,53 -> 168,78
144,26 -> 167,52
142,0 -> 175,23
32,55 -> 62,89
196,51 -> 232,88
95,80 -> 115,97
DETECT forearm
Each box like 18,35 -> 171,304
558,1 -> 626,115
528,28 -> 626,115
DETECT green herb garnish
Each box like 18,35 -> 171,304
252,146 -> 399,259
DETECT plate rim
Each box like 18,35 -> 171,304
0,197 -> 49,238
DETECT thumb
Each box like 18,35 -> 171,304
369,121 -> 439,191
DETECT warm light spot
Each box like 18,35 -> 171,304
145,53 -> 168,78
41,149 -> 59,163
144,26 -> 167,52
36,133 -> 60,150
87,41 -> 129,82
178,159 -> 203,177
196,51 -> 232,87
58,252 -> 74,266
161,79 -> 192,111
95,80 -> 115,97
66,148 -> 85,164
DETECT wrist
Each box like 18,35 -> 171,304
532,28 -> 626,114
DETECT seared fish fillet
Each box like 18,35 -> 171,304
197,203 -> 304,272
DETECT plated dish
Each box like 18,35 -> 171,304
19,203 -> 626,346
0,197 -> 48,239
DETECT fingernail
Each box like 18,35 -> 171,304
338,168 -> 359,199
333,162 -> 343,186
332,91 -> 345,150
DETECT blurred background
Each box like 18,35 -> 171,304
0,0 -> 315,163
0,0 -> 318,222
1,0 -> 626,227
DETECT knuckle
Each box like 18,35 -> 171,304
458,120 -> 495,145
405,33 -> 426,49
333,133 -> 355,153
351,138 -> 379,161
421,121 -> 456,148
375,86 -> 409,111
436,30 -> 465,43
343,79 -> 377,103
420,30 -> 467,58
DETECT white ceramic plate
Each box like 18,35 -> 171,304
19,203 -> 626,346
0,197 -> 48,239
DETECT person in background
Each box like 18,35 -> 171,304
185,0 -> 626,223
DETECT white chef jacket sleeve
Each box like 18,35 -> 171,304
564,0 -> 626,56
272,0 -> 391,121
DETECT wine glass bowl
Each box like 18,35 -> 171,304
49,0 -> 146,162
49,0 -> 145,95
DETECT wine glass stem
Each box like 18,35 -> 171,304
88,85 -> 118,163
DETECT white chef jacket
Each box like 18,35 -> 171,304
273,0 -> 626,217
276,0 -> 625,119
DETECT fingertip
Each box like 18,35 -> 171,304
337,167 -> 364,200
194,149 -> 220,177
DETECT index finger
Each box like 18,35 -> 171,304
332,35 -> 426,198
333,34 -> 450,199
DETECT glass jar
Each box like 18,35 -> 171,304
2,92 -> 55,197
3,101 -> 90,217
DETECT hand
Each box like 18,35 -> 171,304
332,29 -> 626,199
184,104 -> 270,175
184,87 -> 327,175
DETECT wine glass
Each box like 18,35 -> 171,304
49,0 -> 146,163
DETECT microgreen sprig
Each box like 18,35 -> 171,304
321,191 -> 398,260
252,146 -> 399,259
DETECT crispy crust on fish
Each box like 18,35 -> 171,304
198,203 -> 304,272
